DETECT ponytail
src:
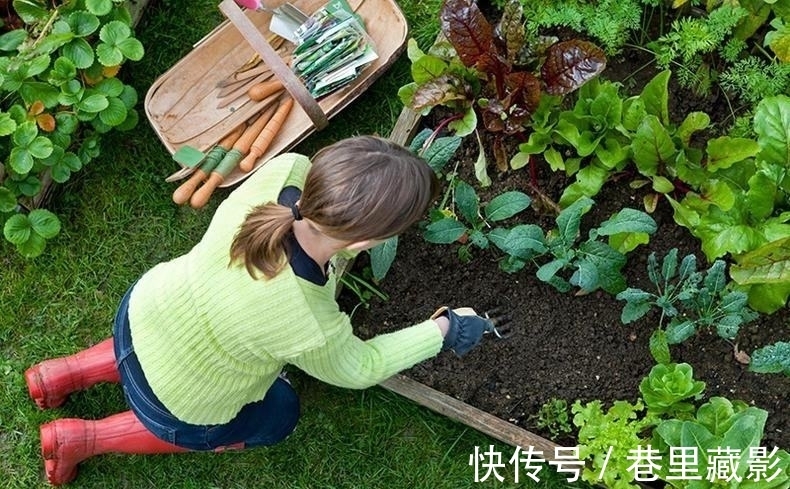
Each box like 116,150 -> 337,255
229,203 -> 296,279
230,136 -> 438,280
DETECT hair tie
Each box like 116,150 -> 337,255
290,203 -> 302,221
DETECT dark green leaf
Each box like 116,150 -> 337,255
68,11 -> 100,37
62,38 -> 94,69
422,135 -> 461,173
0,187 -> 17,212
454,180 -> 479,224
556,197 -> 594,245
649,329 -> 671,364
99,97 -> 128,126
424,218 -> 466,244
0,29 -> 28,51
28,209 -> 61,239
370,236 -> 397,281
665,319 -> 696,344
85,0 -> 113,16
596,208 -> 657,236
749,341 -> 790,375
3,213 -> 32,244
484,191 -> 530,221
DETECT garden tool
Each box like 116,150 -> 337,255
232,0 -> 309,43
482,307 -> 512,339
189,102 -> 279,208
171,122 -> 246,205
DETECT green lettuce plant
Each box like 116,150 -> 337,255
651,397 -> 790,488
670,95 -> 790,313
572,398 -> 658,489
0,0 -> 144,257
512,77 -> 632,208
639,362 -> 705,417
573,362 -> 790,489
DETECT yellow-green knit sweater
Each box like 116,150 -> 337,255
128,153 -> 443,425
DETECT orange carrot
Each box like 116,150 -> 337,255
238,96 -> 294,173
172,123 -> 245,205
247,79 -> 284,101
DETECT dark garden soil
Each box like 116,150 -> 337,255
337,44 -> 790,451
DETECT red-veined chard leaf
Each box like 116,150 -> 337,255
541,40 -> 606,95
440,0 -> 494,69
410,73 -> 472,113
494,0 -> 524,65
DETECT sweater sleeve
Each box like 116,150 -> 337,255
289,316 -> 444,389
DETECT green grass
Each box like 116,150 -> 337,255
0,0 -> 591,487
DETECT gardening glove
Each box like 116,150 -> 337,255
432,307 -> 492,358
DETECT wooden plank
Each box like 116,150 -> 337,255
388,106 -> 422,146
379,374 -> 562,461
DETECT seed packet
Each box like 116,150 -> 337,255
290,0 -> 378,98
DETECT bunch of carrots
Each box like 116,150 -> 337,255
173,79 -> 293,208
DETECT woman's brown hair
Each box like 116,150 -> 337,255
229,136 -> 440,279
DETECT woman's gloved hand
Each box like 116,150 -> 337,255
432,307 -> 492,357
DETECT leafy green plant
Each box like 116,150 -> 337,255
749,340 -> 790,377
719,56 -> 790,105
573,362 -> 790,489
490,196 -> 657,294
651,396 -> 790,488
616,248 -> 758,363
513,77 -> 632,208
500,0 -> 644,56
339,269 -> 389,315
572,398 -> 658,489
423,178 -> 532,263
0,0 -> 144,257
366,128 -> 463,282
647,4 -> 748,95
398,0 -> 606,178
532,398 -> 573,439
670,95 -> 790,313
639,362 -> 705,417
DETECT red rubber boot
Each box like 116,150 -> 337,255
25,338 -> 121,409
40,410 -> 190,486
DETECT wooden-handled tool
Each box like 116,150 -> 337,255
189,102 -> 279,209
238,95 -> 294,173
172,123 -> 246,205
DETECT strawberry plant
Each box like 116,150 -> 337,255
0,0 -> 144,257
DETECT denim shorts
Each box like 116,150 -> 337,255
113,285 -> 300,451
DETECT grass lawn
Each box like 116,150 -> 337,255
0,0 -> 591,487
